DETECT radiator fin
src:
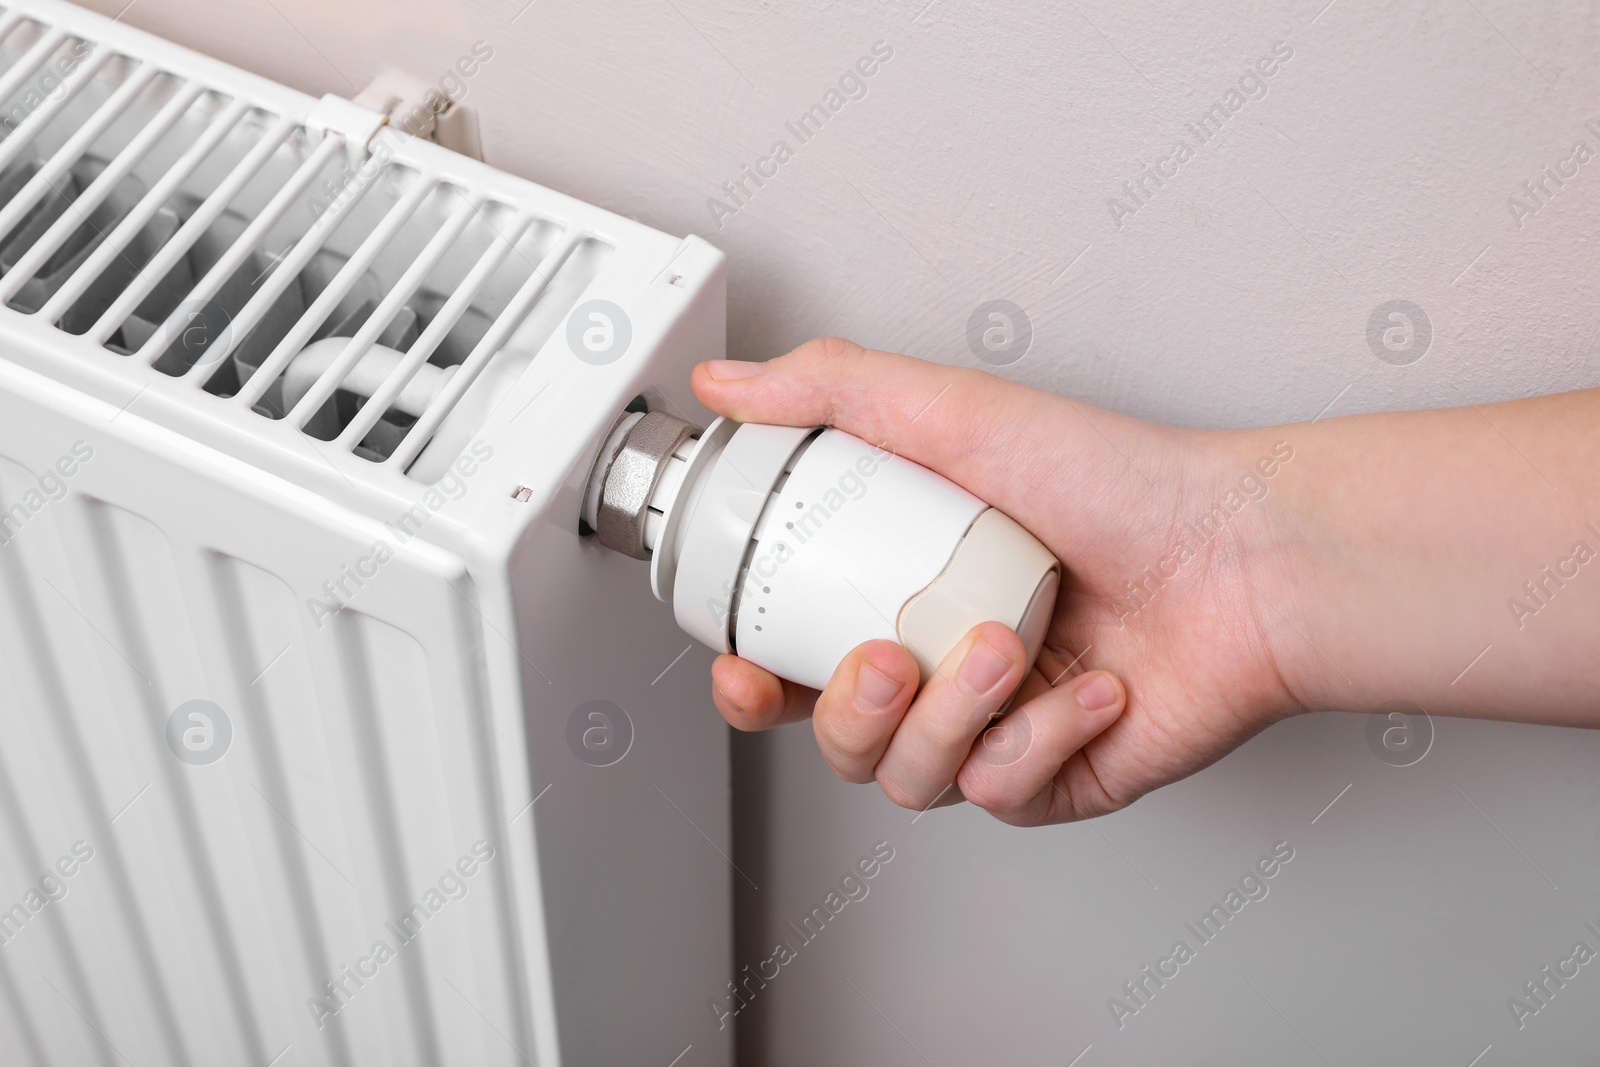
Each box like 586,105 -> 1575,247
0,446 -> 538,1066
0,9 -> 617,483
0,455 -> 202,1067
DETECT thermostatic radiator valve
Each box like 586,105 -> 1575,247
584,410 -> 1061,693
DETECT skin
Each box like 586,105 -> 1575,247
693,338 -> 1600,826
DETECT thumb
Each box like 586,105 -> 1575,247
692,337 -> 1154,551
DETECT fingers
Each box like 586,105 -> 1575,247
693,339 -> 1083,532
713,628 -> 1132,828
872,622 -> 1029,811
811,641 -> 920,783
956,670 -> 1127,826
710,654 -> 816,731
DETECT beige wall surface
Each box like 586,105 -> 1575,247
82,0 -> 1600,1063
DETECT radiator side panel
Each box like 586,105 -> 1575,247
507,225 -> 734,1066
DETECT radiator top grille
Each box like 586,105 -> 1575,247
0,4 -> 623,484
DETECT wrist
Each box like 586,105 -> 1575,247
1237,411 -> 1411,716
1203,427 -> 1330,722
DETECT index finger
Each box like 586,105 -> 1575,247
691,338 -> 1151,560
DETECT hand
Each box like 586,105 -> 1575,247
692,338 -> 1305,825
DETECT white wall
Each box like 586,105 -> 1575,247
84,0 -> 1600,1062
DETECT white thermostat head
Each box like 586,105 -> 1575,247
587,411 -> 1061,693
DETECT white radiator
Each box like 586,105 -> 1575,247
0,2 -> 732,1064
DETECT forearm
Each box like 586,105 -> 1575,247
1257,387 -> 1600,725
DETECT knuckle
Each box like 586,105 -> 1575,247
814,713 -> 879,766
922,711 -> 985,755
990,805 -> 1048,828
956,769 -> 1012,816
809,336 -> 864,366
958,771 -> 1040,826
875,774 -> 925,812
957,777 -> 1004,813
830,762 -> 876,785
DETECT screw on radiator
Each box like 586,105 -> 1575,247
511,486 -> 533,502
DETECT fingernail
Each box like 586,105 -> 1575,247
959,638 -> 1012,695
855,662 -> 902,711
705,359 -> 764,381
1075,673 -> 1119,711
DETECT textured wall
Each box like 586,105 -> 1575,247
82,0 -> 1600,1063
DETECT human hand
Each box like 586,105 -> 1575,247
692,338 -> 1306,825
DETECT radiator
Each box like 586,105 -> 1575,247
0,2 -> 732,1064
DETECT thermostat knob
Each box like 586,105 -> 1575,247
587,413 -> 1060,696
